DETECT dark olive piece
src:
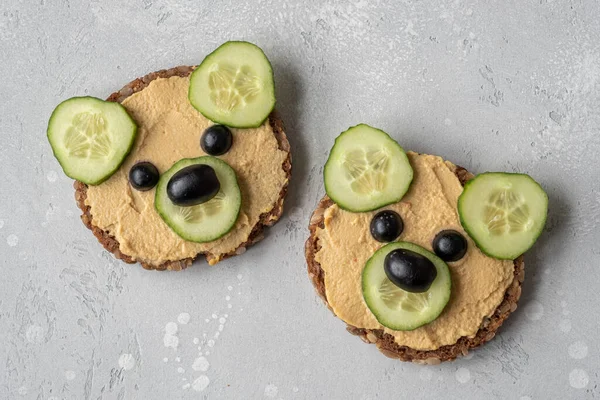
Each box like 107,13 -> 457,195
167,164 -> 220,206
432,230 -> 468,262
370,210 -> 404,242
201,125 -> 233,156
129,162 -> 159,191
384,249 -> 438,293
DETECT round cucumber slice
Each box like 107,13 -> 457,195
458,172 -> 548,259
189,41 -> 275,128
324,124 -> 413,212
155,156 -> 241,243
362,242 -> 452,331
47,97 -> 137,185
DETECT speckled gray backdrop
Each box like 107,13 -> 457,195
1,0 -> 599,399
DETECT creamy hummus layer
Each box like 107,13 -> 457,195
85,76 -> 288,265
314,152 -> 515,350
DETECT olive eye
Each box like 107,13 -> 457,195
370,210 -> 404,242
201,125 -> 233,156
432,230 -> 467,261
129,161 -> 159,191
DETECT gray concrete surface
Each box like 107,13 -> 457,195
1,0 -> 599,399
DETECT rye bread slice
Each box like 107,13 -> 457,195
74,66 -> 292,271
305,164 -> 524,363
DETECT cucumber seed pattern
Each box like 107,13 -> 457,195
64,113 -> 112,159
343,148 -> 390,194
177,193 -> 226,224
379,278 -> 431,312
208,63 -> 261,112
484,189 -> 532,235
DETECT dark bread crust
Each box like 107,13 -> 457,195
305,165 -> 524,363
74,66 -> 292,271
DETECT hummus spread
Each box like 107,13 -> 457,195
314,152 -> 515,350
85,76 -> 288,265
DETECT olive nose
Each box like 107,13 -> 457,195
167,163 -> 220,206
384,247 -> 438,293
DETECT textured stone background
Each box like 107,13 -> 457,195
1,0 -> 599,399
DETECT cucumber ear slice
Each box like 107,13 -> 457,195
324,124 -> 413,212
189,41 -> 275,128
47,97 -> 138,185
458,172 -> 548,259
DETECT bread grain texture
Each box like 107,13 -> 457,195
305,164 -> 524,363
74,66 -> 291,271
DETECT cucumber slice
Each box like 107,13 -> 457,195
47,97 -> 137,185
189,41 -> 275,128
324,124 -> 413,212
362,242 -> 452,331
458,172 -> 548,259
155,156 -> 241,243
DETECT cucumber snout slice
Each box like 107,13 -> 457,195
155,156 -> 241,243
47,97 -> 137,185
324,124 -> 414,212
189,41 -> 275,128
362,242 -> 452,331
458,172 -> 548,259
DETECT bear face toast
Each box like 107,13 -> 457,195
305,124 -> 546,362
49,43 -> 291,270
